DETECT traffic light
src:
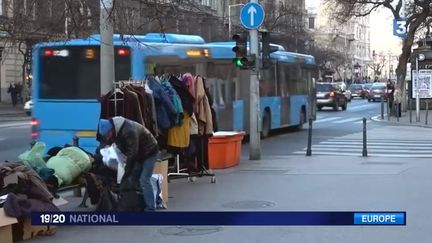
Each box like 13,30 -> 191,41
232,33 -> 254,69
261,32 -> 278,69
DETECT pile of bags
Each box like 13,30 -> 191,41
18,142 -> 93,188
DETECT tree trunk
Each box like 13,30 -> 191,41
396,11 -> 429,112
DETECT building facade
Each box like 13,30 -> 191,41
306,0 -> 371,82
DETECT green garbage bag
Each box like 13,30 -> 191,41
18,142 -> 47,169
46,147 -> 91,186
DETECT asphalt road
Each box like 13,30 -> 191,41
242,98 -> 383,157
0,121 -> 31,162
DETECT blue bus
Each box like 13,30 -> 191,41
31,33 -> 316,152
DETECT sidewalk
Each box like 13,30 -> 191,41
0,102 -> 29,122
371,109 -> 432,128
28,154 -> 431,243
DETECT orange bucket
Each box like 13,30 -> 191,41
208,131 -> 245,169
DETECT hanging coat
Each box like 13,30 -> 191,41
148,77 -> 177,131
169,76 -> 195,115
161,78 -> 183,125
194,76 -> 213,135
129,85 -> 157,135
100,89 -> 144,126
167,112 -> 191,148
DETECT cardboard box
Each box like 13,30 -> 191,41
0,208 -> 18,243
3,196 -> 68,242
13,217 -> 57,241
153,159 -> 168,204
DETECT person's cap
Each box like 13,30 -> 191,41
98,119 -> 113,137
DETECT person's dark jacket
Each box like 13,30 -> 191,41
99,116 -> 159,178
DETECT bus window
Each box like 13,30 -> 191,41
151,64 -> 195,76
261,66 -> 276,97
206,63 -> 237,106
40,46 -> 131,99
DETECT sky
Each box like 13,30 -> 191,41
369,8 -> 402,55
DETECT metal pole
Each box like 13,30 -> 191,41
387,97 -> 390,121
249,0 -> 261,160
416,57 -> 420,122
409,97 -> 412,123
396,103 -> 399,122
100,0 -> 115,95
72,136 -> 79,147
306,118 -> 312,156
362,118 -> 367,157
381,96 -> 384,119
426,101 -> 429,125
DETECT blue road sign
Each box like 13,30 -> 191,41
393,18 -> 407,39
240,2 -> 265,30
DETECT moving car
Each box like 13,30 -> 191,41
367,83 -> 387,102
363,83 -> 374,98
316,82 -> 348,111
349,84 -> 365,99
334,82 -> 352,102
24,98 -> 32,116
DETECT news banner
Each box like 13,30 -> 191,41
31,212 -> 406,226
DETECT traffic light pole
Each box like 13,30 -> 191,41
100,0 -> 115,95
249,15 -> 261,160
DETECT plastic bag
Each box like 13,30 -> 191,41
18,142 -> 47,169
151,174 -> 166,209
46,147 -> 92,186
100,147 -> 119,170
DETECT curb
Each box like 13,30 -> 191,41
371,115 -> 432,129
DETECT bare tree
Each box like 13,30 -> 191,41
325,0 -> 432,111
368,52 -> 387,80
262,0 -> 308,52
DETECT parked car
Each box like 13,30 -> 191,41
316,82 -> 348,111
24,99 -> 32,116
367,84 -> 387,102
349,84 -> 366,99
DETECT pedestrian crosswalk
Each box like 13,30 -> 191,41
314,116 -> 371,124
294,126 -> 432,158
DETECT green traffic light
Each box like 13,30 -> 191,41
233,58 -> 244,68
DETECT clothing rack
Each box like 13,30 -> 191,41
167,136 -> 216,183
167,154 -> 190,179
111,80 -> 147,116
189,135 -> 216,183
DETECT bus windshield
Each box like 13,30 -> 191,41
40,46 -> 131,99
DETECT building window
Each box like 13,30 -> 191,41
308,17 -> 315,29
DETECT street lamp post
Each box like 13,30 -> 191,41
228,4 -> 244,38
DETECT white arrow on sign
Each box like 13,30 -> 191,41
248,6 -> 257,26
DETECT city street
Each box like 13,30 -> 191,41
0,121 -> 31,162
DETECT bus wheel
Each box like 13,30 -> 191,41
261,110 -> 271,138
296,108 -> 306,130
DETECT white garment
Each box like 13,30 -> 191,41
145,82 -> 153,94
